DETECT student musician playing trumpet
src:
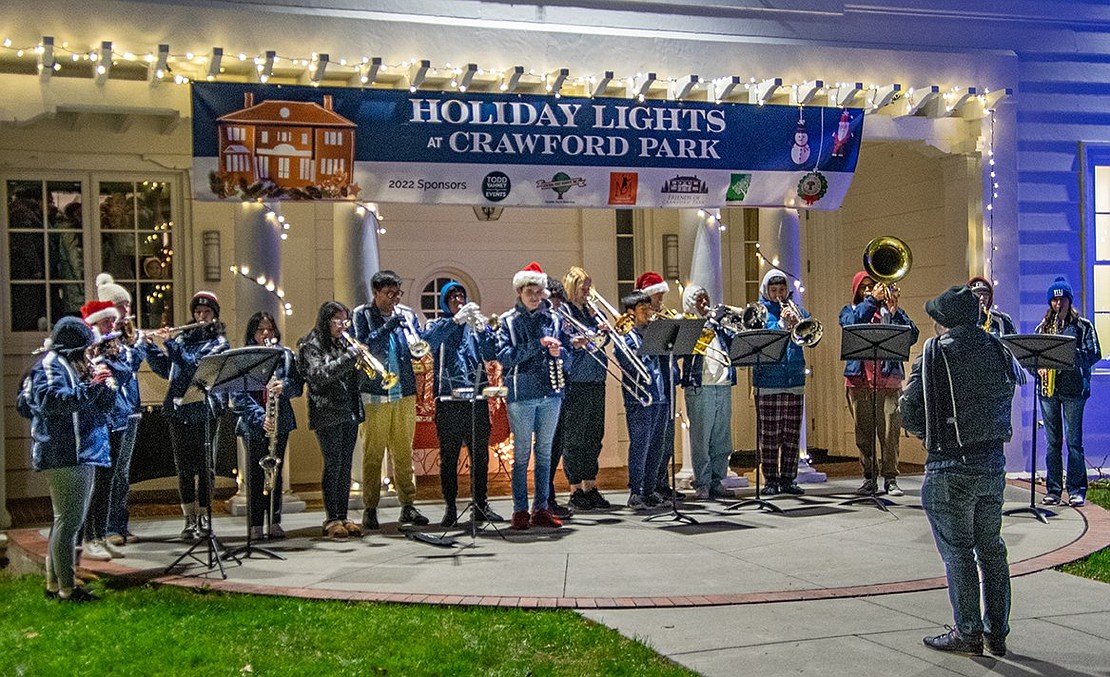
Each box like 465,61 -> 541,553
353,271 -> 430,530
753,270 -> 810,496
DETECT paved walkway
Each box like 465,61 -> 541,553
7,476 -> 1109,676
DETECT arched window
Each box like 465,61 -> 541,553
420,276 -> 459,321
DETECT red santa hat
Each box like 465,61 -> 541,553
635,271 -> 670,297
513,261 -> 548,290
80,300 -> 120,326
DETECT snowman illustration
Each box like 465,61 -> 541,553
791,116 -> 811,165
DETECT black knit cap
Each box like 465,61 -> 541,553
925,285 -> 980,328
50,316 -> 94,354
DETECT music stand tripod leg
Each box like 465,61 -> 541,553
646,364 -> 699,525
1003,371 -> 1054,524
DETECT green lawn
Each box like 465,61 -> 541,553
0,574 -> 694,676
1059,480 -> 1110,584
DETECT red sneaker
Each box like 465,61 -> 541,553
530,508 -> 563,529
511,511 -> 531,530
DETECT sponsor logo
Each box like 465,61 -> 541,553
535,172 -> 587,202
481,171 -> 511,202
726,173 -> 752,202
659,173 -> 710,207
608,172 -> 638,206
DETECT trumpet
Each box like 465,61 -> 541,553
781,297 -> 824,347
340,329 -> 400,389
555,304 -> 653,406
394,307 -> 431,359
465,306 -> 501,333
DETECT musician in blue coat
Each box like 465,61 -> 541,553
231,311 -> 304,540
17,317 -> 115,602
147,291 -> 230,540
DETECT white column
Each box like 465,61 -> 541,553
759,208 -> 826,483
227,202 -> 284,514
0,366 -> 10,528
333,203 -> 385,511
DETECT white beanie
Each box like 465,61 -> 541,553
96,273 -> 132,305
682,284 -> 707,314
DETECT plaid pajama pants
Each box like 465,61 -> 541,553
755,392 -> 804,484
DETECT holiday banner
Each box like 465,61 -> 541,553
192,82 -> 864,209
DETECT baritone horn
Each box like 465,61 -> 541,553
782,297 -> 824,347
863,235 -> 912,299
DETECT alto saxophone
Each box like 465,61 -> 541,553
260,379 -> 281,496
1039,311 -> 1059,398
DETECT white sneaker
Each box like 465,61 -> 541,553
82,540 -> 112,562
1068,494 -> 1086,507
101,538 -> 126,558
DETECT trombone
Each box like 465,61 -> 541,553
555,303 -> 654,406
584,289 -> 657,401
340,328 -> 399,389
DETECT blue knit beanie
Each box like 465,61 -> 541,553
1046,276 -> 1073,304
50,316 -> 94,355
438,281 -> 466,315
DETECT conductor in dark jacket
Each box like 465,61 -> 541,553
901,285 -> 1020,658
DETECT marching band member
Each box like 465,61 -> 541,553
1038,276 -> 1102,507
839,272 -> 919,497
298,301 -> 364,539
231,312 -> 304,540
618,292 -> 669,509
423,282 -> 501,527
17,317 -> 115,602
77,300 -> 129,562
497,262 -> 570,530
353,271 -> 430,529
679,284 -> 735,500
968,277 -> 1016,337
147,291 -> 229,540
635,271 -> 683,500
95,275 -> 151,549
754,270 -> 809,496
559,267 -> 612,512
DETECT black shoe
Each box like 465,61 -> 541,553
475,503 -> 504,522
60,586 -> 100,603
923,626 -> 983,656
643,492 -> 664,508
550,500 -> 574,520
983,632 -> 1007,657
440,505 -> 458,528
760,482 -> 780,497
656,485 -> 687,501
585,487 -> 612,509
708,484 -> 732,499
779,482 -> 805,495
361,508 -> 379,530
568,489 -> 593,512
856,479 -> 878,496
400,505 -> 430,526
44,588 -> 59,600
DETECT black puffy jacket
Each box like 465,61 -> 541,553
901,325 -> 1019,463
297,330 -> 364,431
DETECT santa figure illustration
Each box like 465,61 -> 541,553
791,117 -> 811,165
832,110 -> 853,157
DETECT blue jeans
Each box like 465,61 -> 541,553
507,396 -> 562,512
46,465 -> 96,592
1040,395 -> 1088,498
107,415 -> 141,537
626,402 -> 668,496
921,452 -> 1010,640
685,385 -> 733,490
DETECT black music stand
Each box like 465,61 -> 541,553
166,347 -> 282,577
1000,333 -> 1076,524
724,330 -> 791,513
640,318 -> 700,525
839,324 -> 914,511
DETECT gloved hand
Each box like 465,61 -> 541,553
454,302 -> 480,325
